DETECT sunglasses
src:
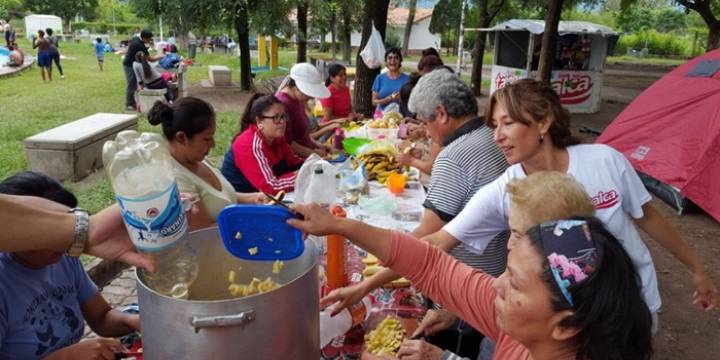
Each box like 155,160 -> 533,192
260,113 -> 288,124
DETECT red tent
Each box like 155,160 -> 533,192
597,49 -> 720,222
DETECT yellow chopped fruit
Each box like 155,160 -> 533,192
248,246 -> 258,255
365,316 -> 406,356
228,271 -> 280,298
272,260 -> 284,274
235,231 -> 242,240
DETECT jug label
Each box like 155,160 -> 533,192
117,182 -> 188,252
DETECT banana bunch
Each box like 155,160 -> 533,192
356,151 -> 401,183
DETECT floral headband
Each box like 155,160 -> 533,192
531,219 -> 597,307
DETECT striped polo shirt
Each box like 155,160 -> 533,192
423,117 -> 509,277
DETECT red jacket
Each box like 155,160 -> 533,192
224,125 -> 304,194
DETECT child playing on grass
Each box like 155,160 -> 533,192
94,37 -> 104,71
0,171 -> 140,360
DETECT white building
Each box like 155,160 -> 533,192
324,7 -> 441,52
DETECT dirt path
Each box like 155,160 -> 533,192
573,102 -> 720,359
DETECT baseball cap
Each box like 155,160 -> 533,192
140,29 -> 154,39
289,63 -> 330,99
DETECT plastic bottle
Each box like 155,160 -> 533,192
326,205 -> 347,289
319,297 -> 372,348
102,130 -> 198,299
333,128 -> 345,151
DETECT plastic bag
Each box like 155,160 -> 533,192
295,154 -> 338,205
360,23 -> 385,70
338,164 -> 367,193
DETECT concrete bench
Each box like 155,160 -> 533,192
24,113 -> 139,181
208,65 -> 232,86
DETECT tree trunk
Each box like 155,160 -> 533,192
536,0 -> 563,83
331,12 -> 337,60
235,4 -> 253,91
679,0 -> 720,50
342,6 -> 352,63
471,0 -> 489,95
354,0 -> 390,116
297,1 -> 308,63
402,0 -> 418,56
709,23 -> 720,50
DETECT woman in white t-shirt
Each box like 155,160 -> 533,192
427,79 -> 717,320
148,97 -> 264,230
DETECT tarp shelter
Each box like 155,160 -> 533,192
24,15 -> 62,39
597,49 -> 720,222
483,19 -> 619,113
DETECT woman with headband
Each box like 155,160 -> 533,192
289,171 -> 653,359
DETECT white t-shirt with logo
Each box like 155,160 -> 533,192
443,144 -> 660,312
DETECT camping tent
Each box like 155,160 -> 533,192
597,49 -> 720,222
24,15 -> 62,39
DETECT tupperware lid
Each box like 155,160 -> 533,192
217,205 -> 304,261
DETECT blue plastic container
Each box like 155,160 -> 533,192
217,205 -> 305,261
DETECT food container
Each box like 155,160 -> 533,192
136,227 -> 320,359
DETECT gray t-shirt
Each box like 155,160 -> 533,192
133,61 -> 162,85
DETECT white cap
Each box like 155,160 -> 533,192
289,63 -> 331,99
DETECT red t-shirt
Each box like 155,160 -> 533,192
319,84 -> 352,119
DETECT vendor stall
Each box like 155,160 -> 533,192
486,19 -> 619,113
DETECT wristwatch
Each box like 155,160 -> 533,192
67,208 -> 90,257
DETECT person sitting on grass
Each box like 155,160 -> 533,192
0,171 -> 141,360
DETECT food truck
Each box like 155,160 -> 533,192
485,19 -> 619,113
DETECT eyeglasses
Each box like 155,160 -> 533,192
260,113 -> 288,124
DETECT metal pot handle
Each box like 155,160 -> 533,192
190,310 -> 255,333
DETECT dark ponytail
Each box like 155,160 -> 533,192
325,63 -> 346,87
135,52 -> 152,79
148,97 -> 215,141
238,94 -> 283,134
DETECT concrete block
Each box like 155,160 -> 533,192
208,65 -> 232,86
24,113 -> 139,181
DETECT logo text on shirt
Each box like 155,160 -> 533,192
592,190 -> 619,210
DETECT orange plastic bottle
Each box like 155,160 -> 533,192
327,205 -> 348,289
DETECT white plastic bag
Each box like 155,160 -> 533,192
295,154 -> 338,205
360,23 -> 385,69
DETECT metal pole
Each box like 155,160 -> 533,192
158,0 -> 164,42
111,0 -> 117,34
456,0 -> 466,76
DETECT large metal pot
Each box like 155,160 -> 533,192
137,227 -> 319,359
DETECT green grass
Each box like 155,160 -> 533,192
1,40 -> 494,212
0,37 -> 246,212
607,55 -> 686,66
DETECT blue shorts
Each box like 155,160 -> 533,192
37,51 -> 51,67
